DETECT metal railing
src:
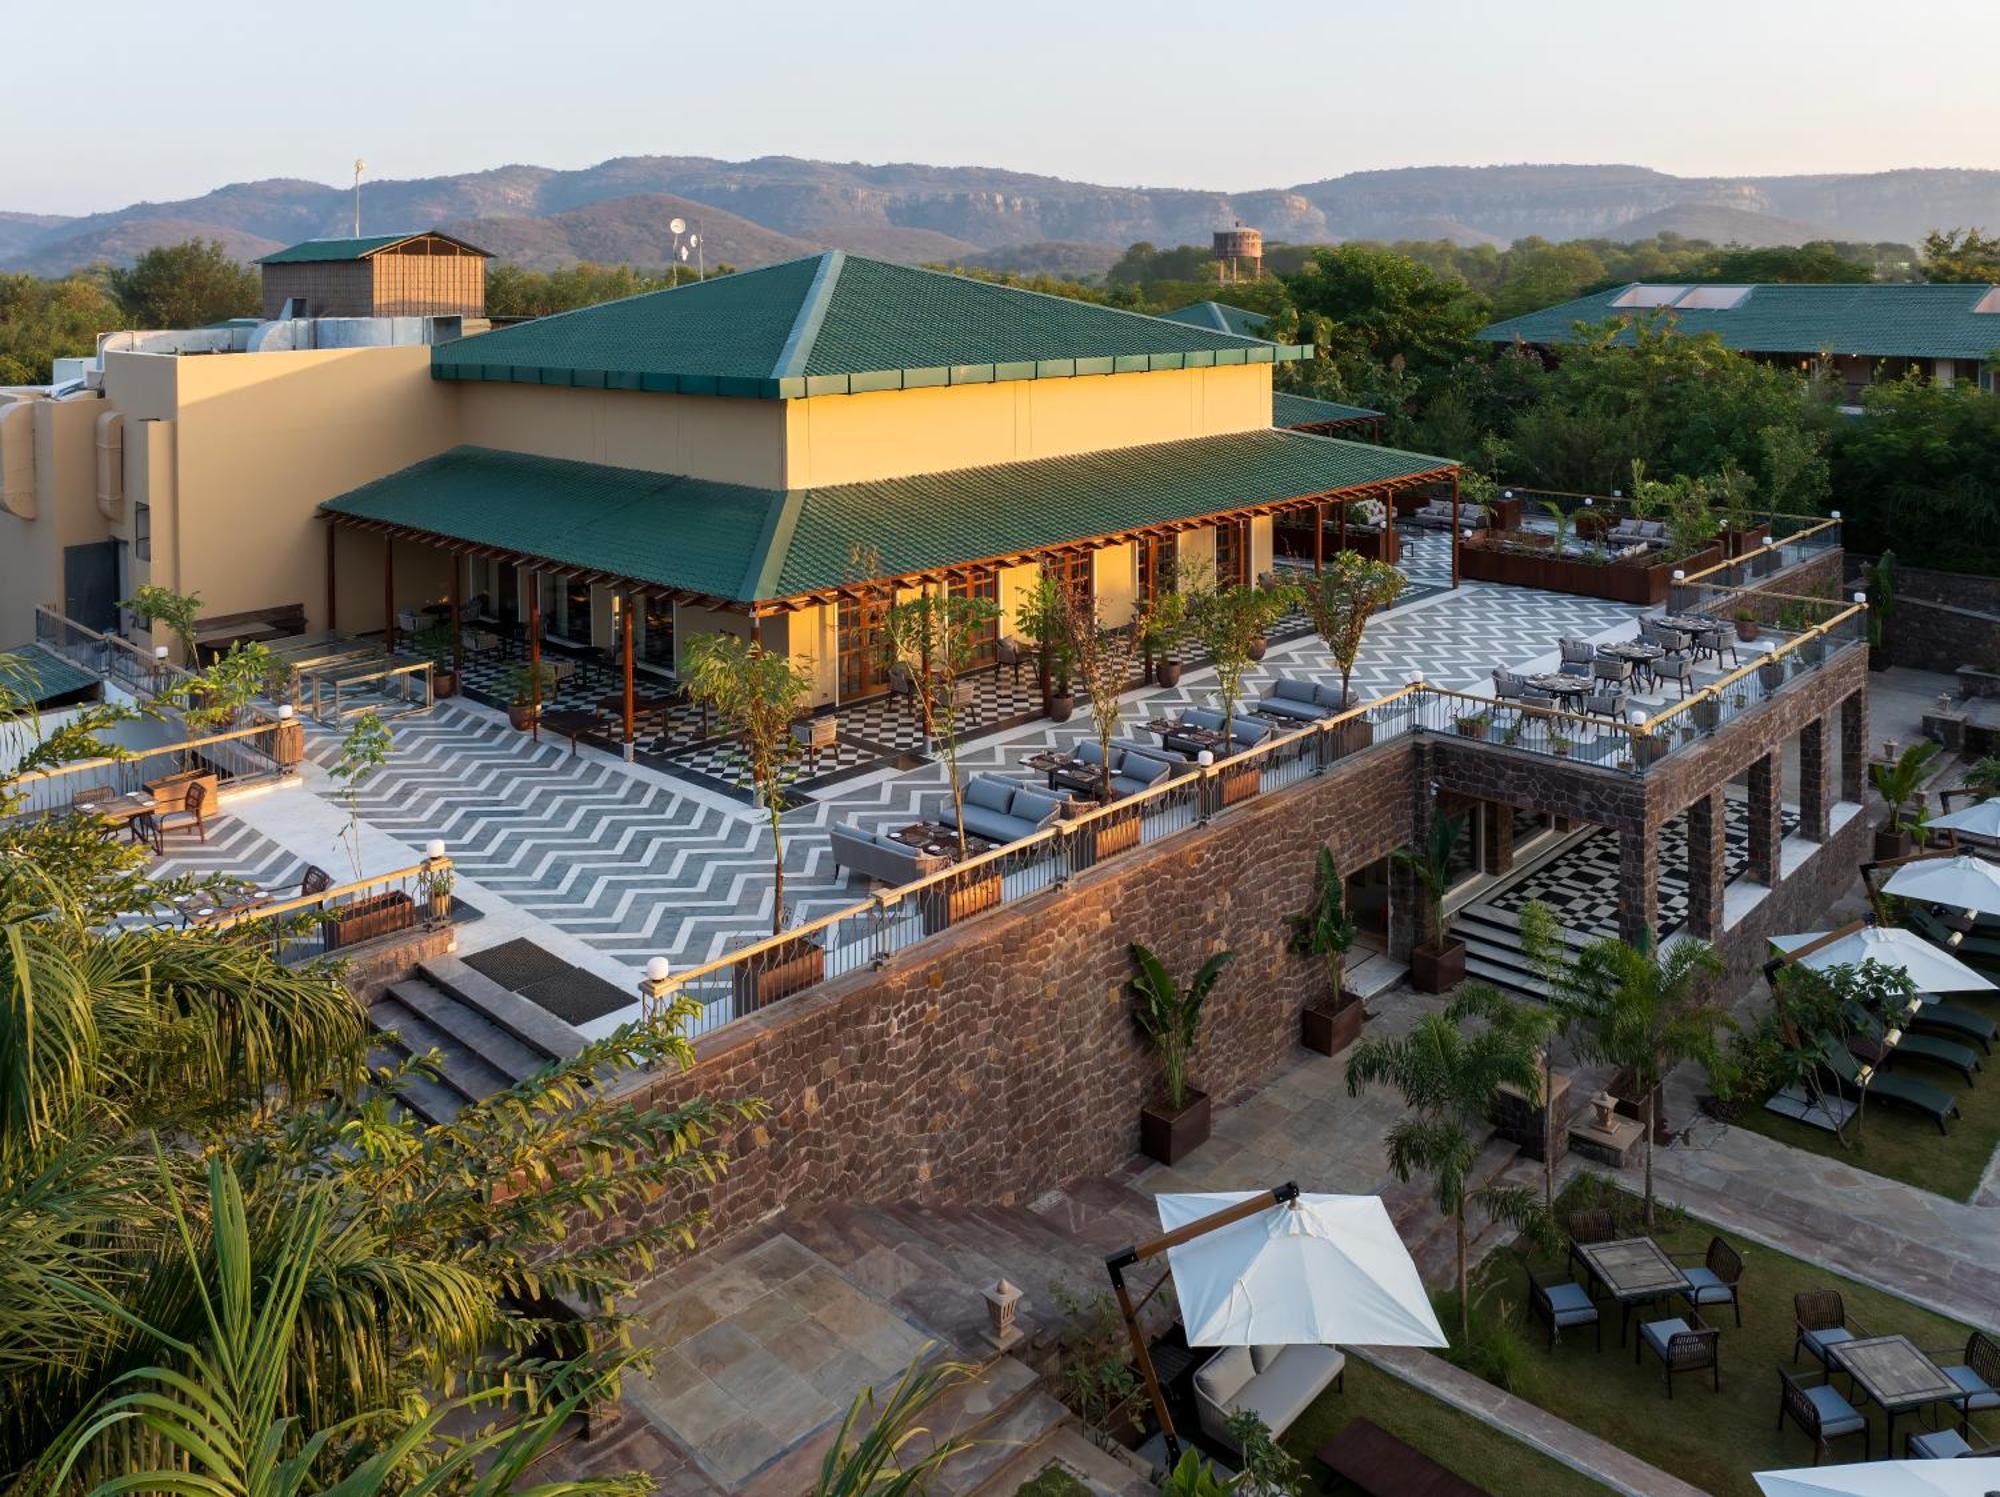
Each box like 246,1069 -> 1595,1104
1636,600 -> 1868,754
183,857 -> 454,967
307,659 -> 434,724
1673,516 -> 1842,588
35,605 -> 193,700
5,717 -> 288,821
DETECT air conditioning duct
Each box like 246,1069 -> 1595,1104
95,410 -> 125,521
0,400 -> 35,520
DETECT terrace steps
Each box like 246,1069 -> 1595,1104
1383,1136 -> 1541,1290
367,955 -> 581,1125
1449,902 -> 1601,1005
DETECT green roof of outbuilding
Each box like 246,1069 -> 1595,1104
432,252 -> 1310,399
1477,282 -> 2000,360
1273,392 -> 1382,428
1160,301 -> 1273,339
257,231 -> 491,264
320,431 -> 1453,606
8,643 -> 99,707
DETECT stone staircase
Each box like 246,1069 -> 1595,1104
367,953 -> 585,1124
1450,901 -> 1600,1005
1381,1136 -> 1544,1290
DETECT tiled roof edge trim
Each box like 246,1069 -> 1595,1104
774,251 -> 844,381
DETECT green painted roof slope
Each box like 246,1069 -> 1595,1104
1478,282 -> 2000,360
258,231 -> 491,264
9,643 -> 99,706
432,252 -> 1311,398
1161,301 -> 1273,339
1274,392 -> 1382,428
321,431 -> 1452,605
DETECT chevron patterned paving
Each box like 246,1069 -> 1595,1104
220,573 -> 1651,974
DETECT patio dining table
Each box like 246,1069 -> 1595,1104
1024,750 -> 1096,796
1827,1335 -> 1962,1455
1575,1237 -> 1691,1346
74,790 -> 158,825
884,823 -> 996,864
1523,673 -> 1592,705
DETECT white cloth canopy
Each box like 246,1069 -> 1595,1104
1753,1457 -> 2000,1497
1155,1191 -> 1446,1349
1928,797 -> 2000,840
1771,926 -> 1996,995
1883,854 -> 2000,917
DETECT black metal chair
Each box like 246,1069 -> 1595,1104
1793,1289 -> 1866,1374
1636,1310 -> 1719,1397
1776,1367 -> 1869,1465
1676,1236 -> 1745,1328
1524,1262 -> 1601,1352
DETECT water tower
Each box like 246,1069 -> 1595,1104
1213,224 -> 1264,284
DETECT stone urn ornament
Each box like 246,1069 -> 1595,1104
982,1278 -> 1024,1351
1589,1089 -> 1619,1131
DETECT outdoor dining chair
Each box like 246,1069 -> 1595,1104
1592,655 -> 1635,689
1564,1208 -> 1616,1282
1776,1367 -> 1870,1465
1524,1262 -> 1601,1351
1558,638 -> 1595,676
1636,1310 -> 1719,1397
1695,624 -> 1735,668
127,811 -> 163,856
1934,1329 -> 2000,1434
157,781 -> 209,844
1675,1236 -> 1744,1328
1793,1289 -> 1867,1375
1586,689 -> 1629,725
1654,654 -> 1696,700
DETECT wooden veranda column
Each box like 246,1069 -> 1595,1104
527,570 -> 541,742
1337,497 -> 1347,556
324,522 -> 337,631
621,591 -> 635,761
383,535 -> 396,653
1450,470 -> 1462,589
448,550 -> 463,678
1313,501 -> 1325,574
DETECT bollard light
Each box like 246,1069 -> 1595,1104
1672,569 -> 1685,582
276,703 -> 294,720
639,956 -> 673,1010
154,645 -> 169,660
1408,670 -> 1425,687
645,956 -> 670,983
425,839 -> 446,860
1830,509 -> 1841,520
1853,592 -> 1866,604
1197,750 -> 1214,767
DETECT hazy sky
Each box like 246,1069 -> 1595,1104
11,0 -> 1998,214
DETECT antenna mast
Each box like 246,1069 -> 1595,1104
352,159 -> 366,236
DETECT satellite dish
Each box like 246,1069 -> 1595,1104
354,158 -> 367,174
669,217 -> 687,235
678,246 -> 690,261
687,233 -> 699,248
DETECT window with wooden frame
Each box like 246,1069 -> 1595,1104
945,568 -> 999,666
1215,519 -> 1249,589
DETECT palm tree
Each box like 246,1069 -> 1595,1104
813,1348 -> 976,1497
38,1153 -> 639,1497
1515,899 -> 1586,1212
1557,936 -> 1727,1229
1870,739 -> 1940,853
1345,985 -> 1554,1344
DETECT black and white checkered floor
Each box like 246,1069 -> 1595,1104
1488,797 -> 1801,942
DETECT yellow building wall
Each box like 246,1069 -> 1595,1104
674,605 -> 749,678
784,364 -> 1273,487
457,383 -> 787,489
998,562 -> 1042,644
1177,526 -> 1217,588
1250,516 -> 1274,584
1094,542 -> 1137,627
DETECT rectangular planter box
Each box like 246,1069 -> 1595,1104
732,936 -> 826,1011
920,871 -> 1002,935
144,769 -> 220,812
1217,764 -> 1260,806
1301,994 -> 1365,1056
1140,1089 -> 1210,1164
1490,496 -> 1524,530
1460,541 -> 1721,606
1336,525 -> 1401,565
321,890 -> 416,951
1409,940 -> 1466,994
1326,716 -> 1375,761
1720,523 -> 1769,558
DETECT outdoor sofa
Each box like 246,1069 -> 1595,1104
1193,1343 -> 1345,1452
828,823 -> 947,885
1257,676 -> 1349,723
1165,706 -> 1272,758
1607,519 -> 1669,547
1068,740 -> 1182,799
1406,498 -> 1480,530
927,774 -> 1065,845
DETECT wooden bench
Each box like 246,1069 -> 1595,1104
1316,1418 -> 1491,1497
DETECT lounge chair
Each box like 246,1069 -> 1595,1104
1909,997 -> 1997,1054
1637,1311 -> 1718,1398
1675,1236 -> 1744,1328
1776,1368 -> 1870,1465
1824,1047 -> 1959,1134
1856,1013 -> 1981,1086
1903,905 -> 2000,967
1524,1263 -> 1600,1351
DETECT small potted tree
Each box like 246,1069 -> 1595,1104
1015,574 -> 1073,720
1453,708 -> 1491,740
1129,942 -> 1232,1164
1396,810 -> 1467,993
502,661 -> 554,730
1136,588 -> 1188,688
1734,608 -> 1760,643
416,619 -> 459,698
1869,739 -> 1939,861
1289,846 -> 1363,1055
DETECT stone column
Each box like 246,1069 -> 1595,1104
1747,751 -> 1784,887
1684,791 -> 1727,940
1483,801 -> 1515,876
1617,824 -> 1659,949
1839,689 -> 1868,804
1798,715 -> 1831,842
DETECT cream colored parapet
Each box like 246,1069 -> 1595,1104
0,400 -> 35,519
94,410 -> 124,522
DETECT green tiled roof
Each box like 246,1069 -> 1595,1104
1274,392 -> 1382,428
1161,300 -> 1273,339
320,431 -> 1453,605
257,231 -> 490,264
1478,282 -> 2000,360
7,643 -> 99,706
432,252 -> 1311,399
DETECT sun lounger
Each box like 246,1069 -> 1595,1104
1903,906 -> 2000,967
1826,1048 -> 1959,1134
1910,1001 -> 1996,1055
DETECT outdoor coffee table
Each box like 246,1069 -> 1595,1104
73,790 -> 157,825
885,824 -> 995,862
1025,750 -> 1097,795
1575,1237 -> 1690,1346
1828,1335 -> 1962,1454
1147,719 -> 1226,753
539,708 -> 599,755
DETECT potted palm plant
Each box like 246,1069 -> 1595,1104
1288,847 -> 1363,1055
1870,740 -> 1939,861
503,661 -> 554,730
1396,810 -> 1467,993
1129,942 -> 1232,1164
1137,589 -> 1188,688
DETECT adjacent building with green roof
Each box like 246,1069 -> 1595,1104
1477,281 -> 2000,397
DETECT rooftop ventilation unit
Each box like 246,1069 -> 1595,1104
1974,287 -> 2000,314
1673,285 -> 1752,310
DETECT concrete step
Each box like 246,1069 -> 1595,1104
385,978 -> 552,1084
1006,1428 -> 1155,1497
419,953 -> 587,1061
368,990 -> 517,1122
940,1392 -> 1072,1497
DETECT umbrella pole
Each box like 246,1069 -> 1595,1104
1104,1183 -> 1300,1468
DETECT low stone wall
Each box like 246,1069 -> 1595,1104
337,921 -> 458,1003
611,742 -> 1420,1243
1846,557 -> 2000,675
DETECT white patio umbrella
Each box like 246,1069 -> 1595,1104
1771,926 -> 1996,994
1155,1190 -> 1446,1348
1883,854 -> 2000,917
1754,1457 -> 2000,1497
1930,797 -> 2000,840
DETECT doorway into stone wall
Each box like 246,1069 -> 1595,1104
1346,856 -> 1391,953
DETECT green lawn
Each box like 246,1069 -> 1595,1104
1279,1357 -> 1606,1497
1015,1464 -> 1092,1497
1456,1182 -> 1992,1497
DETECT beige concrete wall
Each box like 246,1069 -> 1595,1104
1094,542 -> 1137,628
147,345 -> 458,636
0,398 -> 114,642
1250,515 -> 1274,584
457,383 -> 787,489
997,562 -> 1042,644
674,605 -> 750,678
784,364 -> 1273,487
1177,526 -> 1216,589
